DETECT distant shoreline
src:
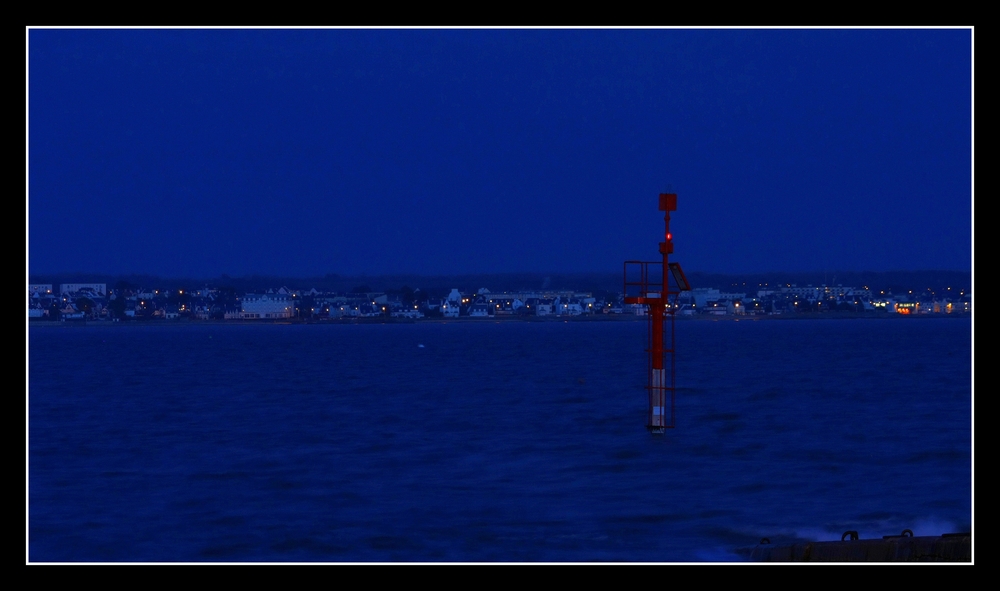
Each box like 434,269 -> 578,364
26,312 -> 969,327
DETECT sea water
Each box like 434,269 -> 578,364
27,316 -> 972,562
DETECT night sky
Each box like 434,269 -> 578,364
27,28 -> 973,279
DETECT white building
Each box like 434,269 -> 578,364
555,298 -> 584,316
441,288 -> 462,318
392,308 -> 424,319
691,288 -> 721,308
60,283 -> 106,296
241,293 -> 294,319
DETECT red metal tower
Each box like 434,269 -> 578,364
623,193 -> 690,433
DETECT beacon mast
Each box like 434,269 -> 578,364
623,192 -> 690,433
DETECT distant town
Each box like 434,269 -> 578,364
28,277 -> 972,322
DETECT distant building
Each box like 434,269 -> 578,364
469,302 -> 490,317
441,288 -> 462,318
241,293 -> 294,319
691,288 -> 721,309
60,283 -> 106,297
29,284 -> 53,297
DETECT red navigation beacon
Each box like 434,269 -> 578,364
623,192 -> 691,433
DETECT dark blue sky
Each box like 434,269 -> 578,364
27,28 -> 972,279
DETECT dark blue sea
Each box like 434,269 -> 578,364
28,316 -> 973,562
